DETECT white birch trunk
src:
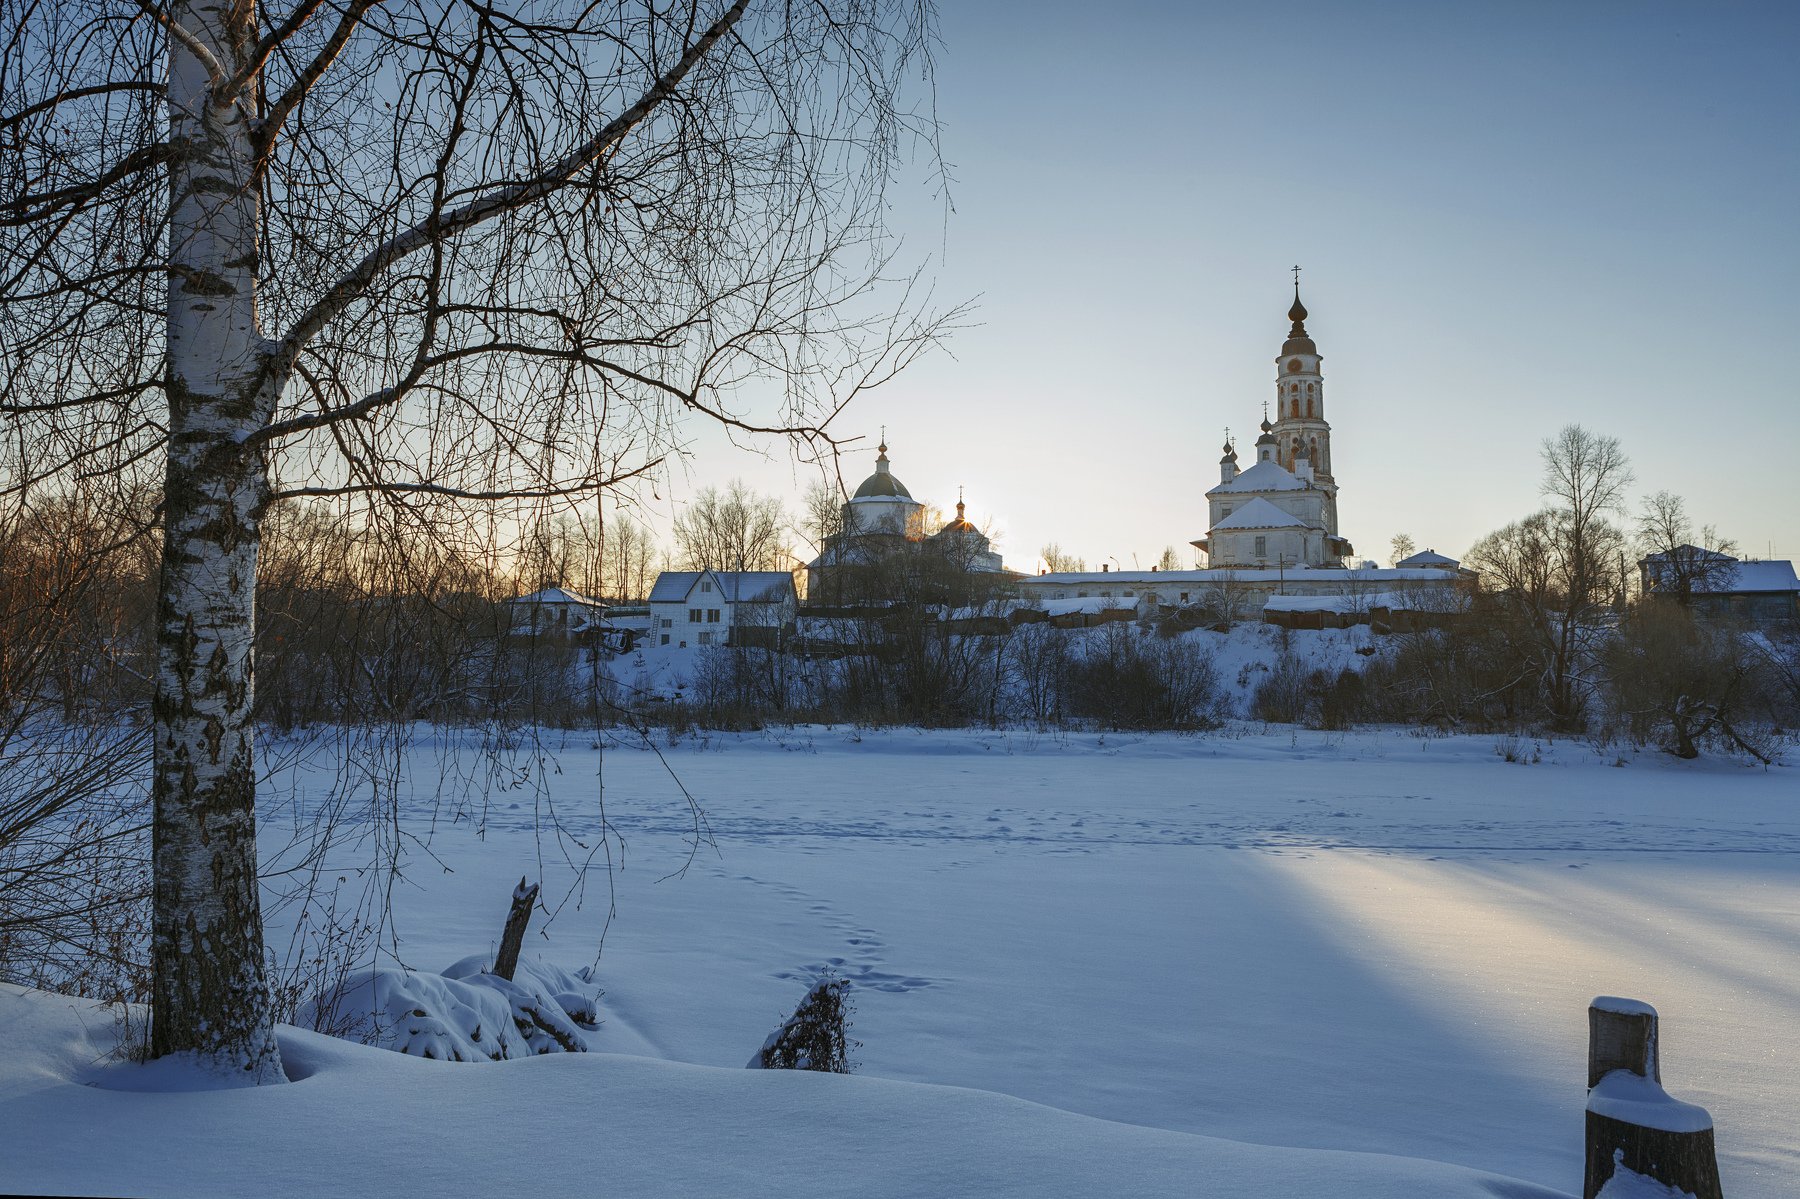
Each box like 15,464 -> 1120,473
151,0 -> 285,1081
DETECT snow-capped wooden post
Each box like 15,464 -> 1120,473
1584,997 -> 1722,1199
493,878 -> 540,982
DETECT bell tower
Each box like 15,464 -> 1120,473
1269,270 -> 1339,533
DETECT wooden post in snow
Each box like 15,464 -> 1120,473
1584,997 -> 1722,1199
494,877 -> 540,982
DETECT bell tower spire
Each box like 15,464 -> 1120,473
1271,275 -> 1330,478
1269,274 -> 1338,536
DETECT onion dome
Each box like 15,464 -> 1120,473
937,497 -> 979,536
1259,417 -> 1273,433
1282,286 -> 1317,355
852,439 -> 913,499
1220,440 -> 1237,460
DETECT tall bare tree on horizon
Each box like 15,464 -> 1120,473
2,0 -> 948,1080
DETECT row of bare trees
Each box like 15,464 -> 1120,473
1372,426 -> 1794,755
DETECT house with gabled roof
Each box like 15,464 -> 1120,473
1639,550 -> 1798,624
647,569 -> 799,649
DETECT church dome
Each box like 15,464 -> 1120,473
852,441 -> 913,500
936,498 -> 979,536
1282,287 -> 1317,355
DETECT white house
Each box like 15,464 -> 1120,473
647,570 -> 799,649
506,586 -> 608,635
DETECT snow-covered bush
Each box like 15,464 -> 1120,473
750,976 -> 857,1073
299,957 -> 602,1061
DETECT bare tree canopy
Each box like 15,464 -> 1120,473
1040,543 -> 1085,574
1467,425 -> 1632,728
672,480 -> 790,573
2,0 -> 945,1079
1635,491 -> 1739,600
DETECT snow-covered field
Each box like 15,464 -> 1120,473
4,724 -> 1796,1197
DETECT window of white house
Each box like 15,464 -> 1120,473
1122,590 -> 1134,598
660,618 -> 672,629
688,608 -> 702,622
698,631 -> 712,645
660,634 -> 670,646
707,609 -> 720,623
1077,590 -> 1088,598
701,581 -> 712,592
1179,592 -> 1190,603
1254,536 -> 1267,558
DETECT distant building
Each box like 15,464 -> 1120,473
1639,550 -> 1799,624
1194,288 -> 1353,569
506,586 -> 636,652
1395,549 -> 1462,571
647,569 -> 799,649
507,585 -> 608,636
805,439 -> 1007,603
1015,565 -> 1471,627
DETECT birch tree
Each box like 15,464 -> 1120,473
3,0 -> 943,1080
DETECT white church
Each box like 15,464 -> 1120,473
1014,283 -> 1473,619
805,439 -> 1007,600
1195,289 -> 1354,569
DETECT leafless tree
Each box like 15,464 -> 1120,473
1155,546 -> 1181,572
1467,426 -> 1631,728
672,479 -> 790,573
1040,543 -> 1086,574
597,510 -> 658,603
1198,570 -> 1254,627
1635,491 -> 1739,601
1604,600 -> 1774,763
0,482 -> 155,1006
1389,533 -> 1417,568
3,0 -> 947,1078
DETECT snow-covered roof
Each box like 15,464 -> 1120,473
1021,567 -> 1468,586
1263,590 -> 1468,614
1395,550 -> 1459,568
510,586 -> 605,608
1644,544 -> 1734,564
648,570 -> 797,603
1207,459 -> 1307,495
940,600 -> 1026,621
1211,497 -> 1316,531
1723,561 -> 1799,593
1041,596 -> 1137,617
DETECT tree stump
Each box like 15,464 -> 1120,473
750,977 -> 855,1072
1584,997 -> 1722,1199
493,877 -> 539,982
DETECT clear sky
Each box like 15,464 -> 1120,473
650,0 -> 1799,572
